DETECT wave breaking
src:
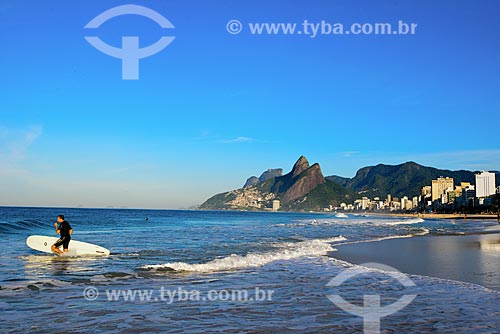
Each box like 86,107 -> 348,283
142,236 -> 346,272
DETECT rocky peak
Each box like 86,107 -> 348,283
282,162 -> 326,204
291,156 -> 310,178
243,176 -> 260,188
259,168 -> 283,181
243,168 -> 284,188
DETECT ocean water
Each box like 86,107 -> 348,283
0,207 -> 499,333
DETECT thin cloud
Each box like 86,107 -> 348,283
340,151 -> 361,158
192,132 -> 265,144
7,125 -> 43,160
220,136 -> 256,144
0,125 -> 43,174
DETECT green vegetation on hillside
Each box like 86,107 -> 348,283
199,192 -> 235,210
282,180 -> 355,211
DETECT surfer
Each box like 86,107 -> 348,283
51,215 -> 73,255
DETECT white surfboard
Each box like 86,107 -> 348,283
26,235 -> 110,256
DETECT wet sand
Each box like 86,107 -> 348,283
369,212 -> 500,220
334,230 -> 500,291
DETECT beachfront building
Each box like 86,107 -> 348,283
272,200 -> 280,212
353,197 -> 371,210
390,200 -> 401,211
459,185 -> 476,208
362,197 -> 370,210
460,182 -> 471,189
452,182 -> 470,199
421,186 -> 432,197
401,196 -> 412,211
413,196 -> 419,209
432,177 -> 454,202
475,171 -> 496,198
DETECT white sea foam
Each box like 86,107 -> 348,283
142,236 -> 347,272
369,227 -> 429,240
383,217 -> 425,225
282,219 -> 336,227
333,228 -> 430,248
283,217 -> 425,228
337,217 -> 425,227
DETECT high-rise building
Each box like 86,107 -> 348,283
475,171 -> 496,198
412,196 -> 419,208
453,182 -> 470,198
461,185 -> 476,207
401,196 -> 408,210
432,177 -> 454,202
421,186 -> 432,197
361,197 -> 370,210
401,196 -> 413,210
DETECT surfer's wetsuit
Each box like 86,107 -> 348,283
54,220 -> 72,249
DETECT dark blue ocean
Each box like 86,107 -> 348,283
0,207 -> 499,333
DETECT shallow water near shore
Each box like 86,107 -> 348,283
335,231 -> 500,291
1,207 -> 499,333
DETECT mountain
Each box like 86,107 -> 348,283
201,158 -> 499,211
325,175 -> 350,187
243,168 -> 283,188
327,161 -> 499,198
243,176 -> 260,188
201,156 -> 354,211
265,156 -> 326,204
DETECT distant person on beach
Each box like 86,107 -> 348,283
51,215 -> 73,255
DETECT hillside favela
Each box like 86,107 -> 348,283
201,156 -> 500,217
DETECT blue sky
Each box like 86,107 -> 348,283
1,0 -> 499,208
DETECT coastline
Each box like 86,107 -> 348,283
365,212 -> 500,221
333,227 -> 500,291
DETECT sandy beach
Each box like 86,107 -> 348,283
334,226 -> 500,291
366,212 -> 500,221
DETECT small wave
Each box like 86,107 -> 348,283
372,228 -> 430,240
142,236 -> 346,273
333,228 -> 430,248
0,279 -> 70,294
103,271 -> 135,279
342,217 -> 425,226
335,213 -> 348,218
0,219 -> 47,234
383,218 -> 425,225
283,219 -> 336,227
